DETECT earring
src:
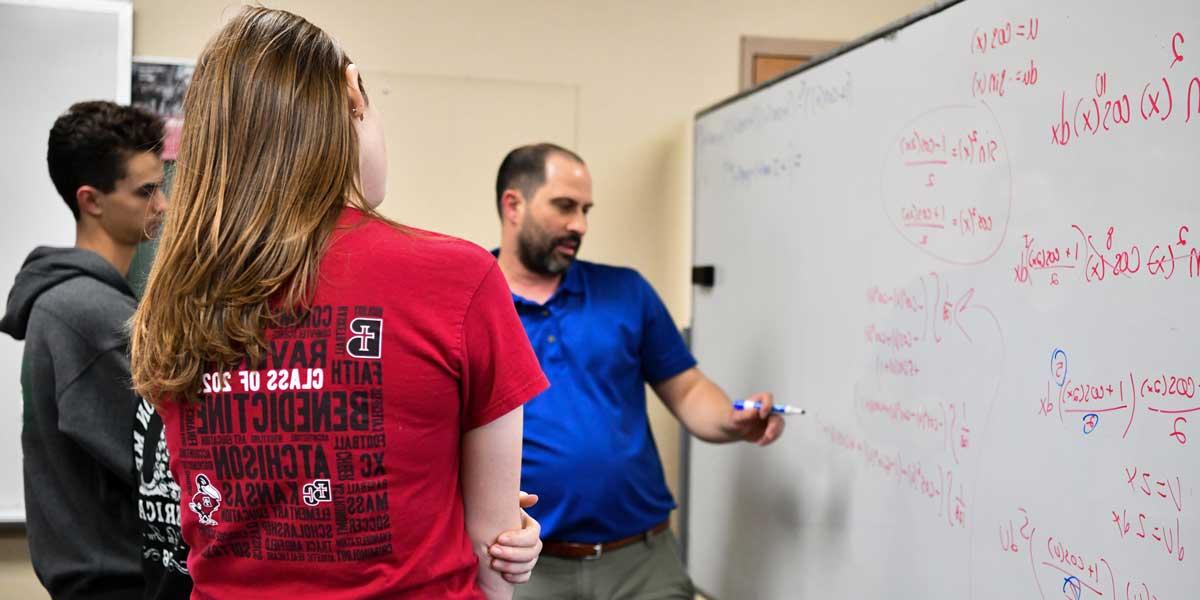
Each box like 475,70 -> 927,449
351,106 -> 364,122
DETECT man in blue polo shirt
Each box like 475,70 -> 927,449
493,143 -> 785,599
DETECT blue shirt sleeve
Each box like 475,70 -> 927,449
635,272 -> 697,384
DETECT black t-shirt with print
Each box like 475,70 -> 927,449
134,398 -> 193,600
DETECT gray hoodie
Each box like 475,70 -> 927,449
0,246 -> 143,599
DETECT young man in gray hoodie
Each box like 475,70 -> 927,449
0,101 -> 165,599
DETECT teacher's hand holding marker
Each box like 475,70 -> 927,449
725,392 -> 789,446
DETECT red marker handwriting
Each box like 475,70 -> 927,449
1052,32 -> 1200,146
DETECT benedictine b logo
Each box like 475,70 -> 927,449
302,479 -> 332,506
347,317 -> 383,359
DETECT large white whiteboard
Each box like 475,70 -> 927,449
0,0 -> 131,523
689,0 -> 1199,598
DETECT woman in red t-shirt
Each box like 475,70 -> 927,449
130,7 -> 547,599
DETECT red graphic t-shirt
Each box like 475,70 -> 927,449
158,208 -> 548,599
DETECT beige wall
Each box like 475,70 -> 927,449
0,530 -> 44,598
0,0 -> 928,590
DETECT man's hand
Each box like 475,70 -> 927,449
487,491 -> 543,584
726,391 -> 785,446
655,368 -> 787,445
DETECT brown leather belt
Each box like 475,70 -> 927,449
542,521 -> 670,560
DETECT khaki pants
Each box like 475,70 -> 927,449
515,531 -> 694,600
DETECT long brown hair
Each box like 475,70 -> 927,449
131,7 -> 385,403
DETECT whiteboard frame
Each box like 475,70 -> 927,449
698,0 -> 964,120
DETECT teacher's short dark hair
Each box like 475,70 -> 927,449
495,143 -> 585,219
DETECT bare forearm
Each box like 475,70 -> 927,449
475,570 -> 514,600
462,409 -> 524,599
655,368 -> 741,443
656,368 -> 785,446
676,378 -> 742,442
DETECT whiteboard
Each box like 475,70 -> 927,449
689,0 -> 1199,598
0,0 -> 132,523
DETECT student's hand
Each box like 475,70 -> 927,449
487,491 -> 543,584
729,391 -> 785,446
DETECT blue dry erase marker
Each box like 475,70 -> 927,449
732,399 -> 805,415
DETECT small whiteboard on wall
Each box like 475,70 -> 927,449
0,0 -> 131,523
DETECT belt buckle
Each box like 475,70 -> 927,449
582,543 -> 603,561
